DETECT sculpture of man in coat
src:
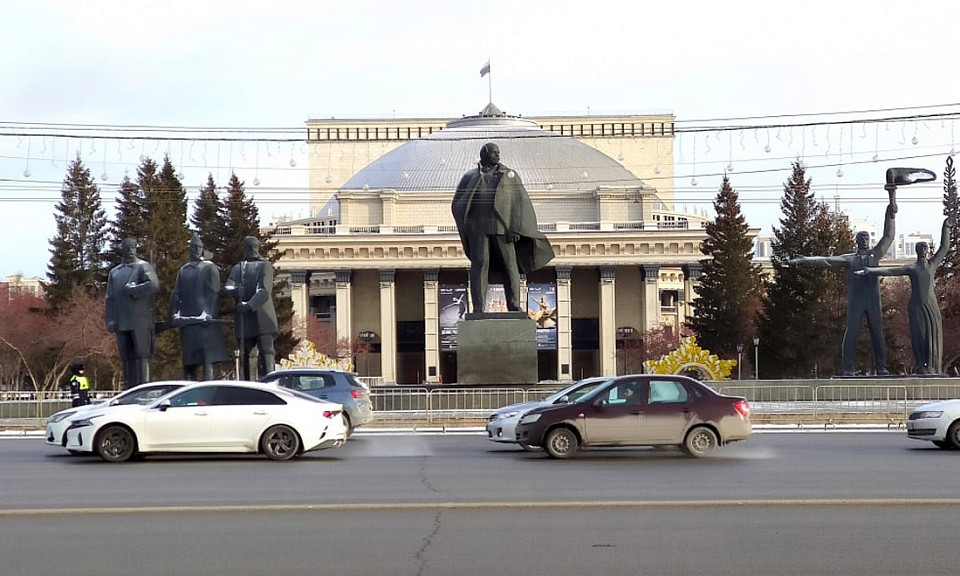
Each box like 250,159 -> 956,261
451,142 -> 555,314
105,237 -> 160,389
169,233 -> 230,380
225,236 -> 278,380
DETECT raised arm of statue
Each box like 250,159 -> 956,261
788,255 -> 851,269
930,217 -> 955,268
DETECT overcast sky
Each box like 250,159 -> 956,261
2,0 -> 959,278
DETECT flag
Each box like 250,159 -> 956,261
479,59 -> 490,78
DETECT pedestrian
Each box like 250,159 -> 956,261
66,363 -> 90,407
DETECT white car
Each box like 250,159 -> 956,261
63,380 -> 347,462
907,399 -> 960,449
46,381 -> 188,452
486,377 -> 609,449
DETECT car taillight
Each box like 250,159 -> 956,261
351,390 -> 366,399
733,400 -> 750,418
323,410 -> 341,419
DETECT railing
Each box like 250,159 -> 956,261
5,384 -> 960,428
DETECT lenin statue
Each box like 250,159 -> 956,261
105,238 -> 160,389
169,233 -> 230,380
451,142 -> 555,314
225,236 -> 278,380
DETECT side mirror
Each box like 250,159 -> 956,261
158,399 -> 172,412
556,395 -> 570,404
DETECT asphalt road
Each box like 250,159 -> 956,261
3,431 -> 960,575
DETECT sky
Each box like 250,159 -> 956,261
2,0 -> 959,279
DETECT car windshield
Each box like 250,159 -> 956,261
574,381 -> 620,404
544,378 -> 611,404
113,384 -> 184,406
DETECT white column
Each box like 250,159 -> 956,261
288,271 -> 310,340
556,266 -> 573,382
423,269 -> 440,384
642,264 -> 661,331
379,269 -> 397,384
335,270 -> 353,348
599,266 -> 617,376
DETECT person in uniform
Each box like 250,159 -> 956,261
169,233 -> 229,380
225,236 -> 278,380
66,363 -> 90,407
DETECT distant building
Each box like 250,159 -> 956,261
0,274 -> 44,302
271,104 -> 750,384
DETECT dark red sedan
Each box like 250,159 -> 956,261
515,374 -> 752,458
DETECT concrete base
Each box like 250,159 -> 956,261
456,316 -> 538,384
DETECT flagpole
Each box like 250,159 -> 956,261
488,68 -> 492,105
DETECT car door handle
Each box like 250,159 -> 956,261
253,411 -> 268,415
631,409 -> 643,415
194,411 -> 208,416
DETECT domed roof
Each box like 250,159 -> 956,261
340,104 -> 646,193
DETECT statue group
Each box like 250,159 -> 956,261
790,167 -> 953,376
105,235 -> 278,389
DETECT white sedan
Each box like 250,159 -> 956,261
485,377 -> 609,449
46,381 -> 188,452
63,380 -> 347,462
907,399 -> 960,449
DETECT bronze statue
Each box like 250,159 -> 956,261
856,217 -> 954,374
451,142 -> 554,314
225,236 -> 278,380
169,233 -> 230,380
788,167 -> 935,376
105,238 -> 160,389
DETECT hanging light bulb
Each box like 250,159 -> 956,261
616,153 -> 624,162
324,175 -> 333,184
253,177 -> 261,186
726,163 -> 734,173
872,154 -> 879,162
690,177 -> 698,186
653,165 -> 661,175
23,168 -> 31,178
911,136 -> 919,145
950,147 -> 956,157
101,172 -> 109,181
581,171 -> 589,179
836,168 -> 844,178
289,158 -> 297,167
764,144 -> 771,153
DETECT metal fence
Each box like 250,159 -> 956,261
5,383 -> 960,428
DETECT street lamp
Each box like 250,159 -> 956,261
736,343 -> 743,380
753,337 -> 760,380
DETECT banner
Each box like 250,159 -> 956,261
526,283 -> 557,350
439,284 -> 468,351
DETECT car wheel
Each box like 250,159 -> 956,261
682,426 -> 718,457
520,443 -> 543,452
544,427 -> 579,459
933,440 -> 954,450
946,421 -> 960,449
261,425 -> 301,461
96,425 -> 137,463
342,413 -> 354,438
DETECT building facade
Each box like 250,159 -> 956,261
272,104 -> 721,384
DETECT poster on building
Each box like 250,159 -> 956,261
439,284 -> 468,351
526,283 -> 558,349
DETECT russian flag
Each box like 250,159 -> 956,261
479,59 -> 490,77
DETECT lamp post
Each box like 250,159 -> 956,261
753,337 -> 760,380
736,343 -> 743,380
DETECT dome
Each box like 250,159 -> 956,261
340,104 -> 647,193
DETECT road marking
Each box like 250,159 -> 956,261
4,498 -> 960,517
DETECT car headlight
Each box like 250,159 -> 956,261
912,410 -> 943,420
48,410 -> 77,424
67,417 -> 99,429
519,413 -> 541,425
489,410 -> 519,422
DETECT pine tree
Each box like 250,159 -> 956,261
46,156 -> 109,309
190,174 -> 224,259
106,175 -> 147,269
757,160 -> 844,378
937,155 -> 960,280
687,175 -> 765,360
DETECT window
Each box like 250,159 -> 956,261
169,387 -> 218,407
220,387 -> 285,406
648,380 -> 688,404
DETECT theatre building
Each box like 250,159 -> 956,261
272,104 -> 710,384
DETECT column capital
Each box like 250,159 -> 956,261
335,269 -> 352,284
423,269 -> 439,283
380,269 -> 396,285
600,265 -> 616,283
289,270 -> 311,285
683,263 -> 703,280
555,265 -> 572,282
642,264 -> 661,284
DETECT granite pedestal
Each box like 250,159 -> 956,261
456,312 -> 538,384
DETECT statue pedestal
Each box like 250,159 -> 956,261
457,314 -> 538,384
